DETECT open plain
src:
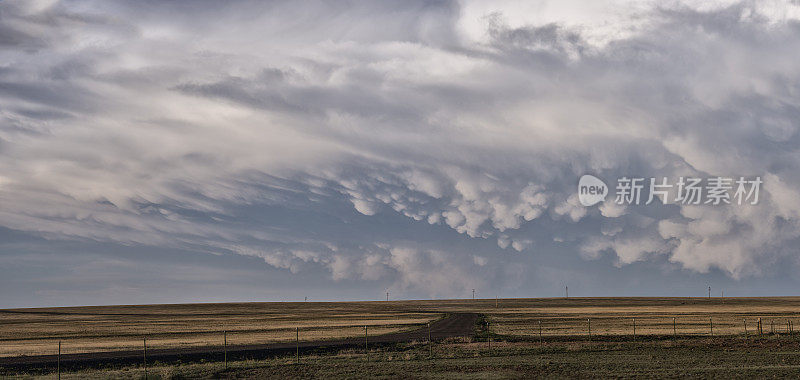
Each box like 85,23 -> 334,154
4,297 -> 800,378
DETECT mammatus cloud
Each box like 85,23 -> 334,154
2,0 -> 800,302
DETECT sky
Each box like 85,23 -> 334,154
2,0 -> 800,308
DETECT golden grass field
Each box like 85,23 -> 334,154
477,297 -> 800,337
0,302 -> 439,357
3,297 -> 800,358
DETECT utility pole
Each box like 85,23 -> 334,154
386,291 -> 389,302
708,286 -> 711,298
566,286 -> 569,298
472,289 -> 475,300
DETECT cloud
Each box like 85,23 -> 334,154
2,0 -> 800,303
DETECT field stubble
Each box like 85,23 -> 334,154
3,297 -> 800,361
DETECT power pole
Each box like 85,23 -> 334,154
386,291 -> 389,302
566,286 -> 569,298
708,286 -> 711,298
472,289 -> 475,300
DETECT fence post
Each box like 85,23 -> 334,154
58,341 -> 61,380
224,330 -> 228,370
296,327 -> 299,364
487,322 -> 491,350
428,322 -> 432,358
587,318 -> 591,340
709,318 -> 713,336
365,325 -> 368,362
143,337 -> 147,379
743,319 -> 747,337
673,317 -> 676,337
538,320 -> 542,345
758,318 -> 762,336
772,320 -> 775,334
633,318 -> 636,340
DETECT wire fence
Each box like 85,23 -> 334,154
6,315 -> 798,361
0,324 -> 414,358
4,313 -> 800,379
491,315 -> 796,338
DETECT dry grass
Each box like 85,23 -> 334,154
31,336 -> 800,379
4,297 -> 800,358
0,302 -> 439,357
450,297 -> 800,337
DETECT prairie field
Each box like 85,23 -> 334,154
475,297 -> 800,337
3,297 -> 800,358
0,302 -> 440,357
17,336 -> 800,379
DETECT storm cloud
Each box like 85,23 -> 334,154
2,0 -> 800,306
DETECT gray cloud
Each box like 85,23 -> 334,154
2,0 -> 800,306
